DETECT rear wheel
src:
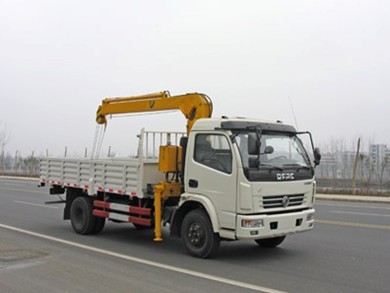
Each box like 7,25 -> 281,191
92,217 -> 105,234
181,209 -> 220,258
255,236 -> 286,248
70,196 -> 96,235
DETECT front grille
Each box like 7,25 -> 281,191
262,194 -> 304,209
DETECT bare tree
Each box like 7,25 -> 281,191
365,156 -> 375,192
379,154 -> 390,191
23,151 -> 39,177
0,123 -> 10,173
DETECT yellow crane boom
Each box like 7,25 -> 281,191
96,91 -> 213,135
95,90 -> 213,241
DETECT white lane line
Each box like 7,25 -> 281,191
0,187 -> 48,195
13,201 -> 59,209
330,210 -> 390,217
316,220 -> 390,230
316,202 -> 390,210
0,223 -> 286,293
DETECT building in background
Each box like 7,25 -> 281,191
369,144 -> 390,169
318,143 -> 390,181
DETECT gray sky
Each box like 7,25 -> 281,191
1,0 -> 389,157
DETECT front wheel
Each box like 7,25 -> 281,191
255,236 -> 286,248
181,209 -> 220,258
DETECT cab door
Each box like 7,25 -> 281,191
185,133 -> 237,230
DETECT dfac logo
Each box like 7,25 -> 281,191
282,196 -> 290,208
276,173 -> 295,180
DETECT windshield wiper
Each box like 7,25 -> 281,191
261,164 -> 284,172
283,164 -> 311,172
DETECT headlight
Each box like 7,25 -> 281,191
242,219 -> 264,228
306,213 -> 314,221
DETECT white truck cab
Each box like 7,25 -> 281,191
171,117 -> 320,257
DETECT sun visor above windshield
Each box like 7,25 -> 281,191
220,121 -> 297,133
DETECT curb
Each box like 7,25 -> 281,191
0,176 -> 39,182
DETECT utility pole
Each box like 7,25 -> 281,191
14,150 -> 18,172
0,150 -> 4,173
352,138 -> 361,195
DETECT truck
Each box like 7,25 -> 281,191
39,91 -> 321,258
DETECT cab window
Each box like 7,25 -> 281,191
194,134 -> 232,173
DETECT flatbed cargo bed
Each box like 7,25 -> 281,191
39,130 -> 185,198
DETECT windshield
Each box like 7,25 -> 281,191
235,132 -> 311,169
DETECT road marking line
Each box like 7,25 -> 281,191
0,223 -> 286,293
330,211 -> 390,217
316,202 -> 390,210
13,201 -> 59,209
0,187 -> 48,195
316,219 -> 390,230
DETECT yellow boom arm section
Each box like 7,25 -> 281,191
96,91 -> 213,135
95,91 -> 213,241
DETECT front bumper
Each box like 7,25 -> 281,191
236,208 -> 315,239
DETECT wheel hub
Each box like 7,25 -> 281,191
188,223 -> 205,246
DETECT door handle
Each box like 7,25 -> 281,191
188,179 -> 198,188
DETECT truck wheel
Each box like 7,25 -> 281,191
92,217 -> 105,234
255,236 -> 286,248
181,209 -> 220,258
70,196 -> 96,235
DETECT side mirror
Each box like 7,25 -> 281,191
314,147 -> 321,166
248,133 -> 260,155
248,157 -> 258,168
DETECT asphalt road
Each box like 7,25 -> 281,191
0,178 -> 389,293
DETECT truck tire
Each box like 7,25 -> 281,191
181,209 -> 220,258
92,217 -> 105,234
70,196 -> 96,235
255,236 -> 286,248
